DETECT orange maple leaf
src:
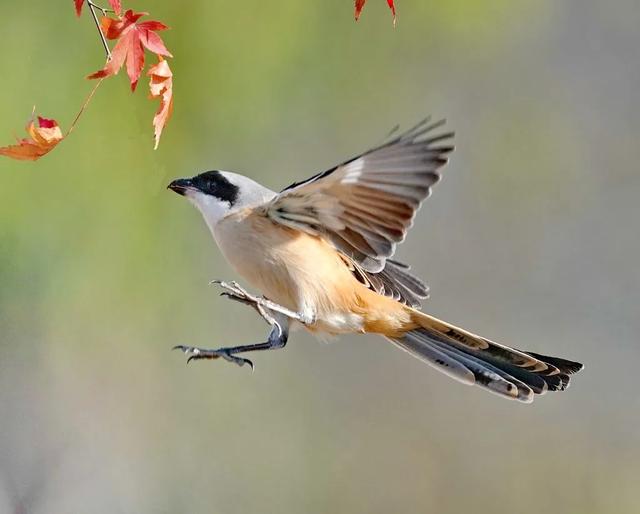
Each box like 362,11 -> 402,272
355,0 -> 396,24
148,58 -> 173,150
88,10 -> 172,91
0,114 -> 64,161
75,0 -> 122,17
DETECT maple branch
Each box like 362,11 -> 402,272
86,1 -> 111,60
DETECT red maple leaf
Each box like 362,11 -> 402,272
148,58 -> 173,149
0,114 -> 64,161
355,0 -> 396,24
87,10 -> 172,91
75,0 -> 122,17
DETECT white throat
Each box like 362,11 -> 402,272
186,191 -> 231,232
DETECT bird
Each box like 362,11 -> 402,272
168,118 -> 583,403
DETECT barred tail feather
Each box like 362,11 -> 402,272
390,311 -> 583,403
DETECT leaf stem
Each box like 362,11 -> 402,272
66,78 -> 104,137
86,1 -> 111,60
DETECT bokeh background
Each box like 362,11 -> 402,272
1,0 -> 639,512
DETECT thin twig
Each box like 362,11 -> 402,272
86,1 -> 111,60
66,78 -> 104,137
89,2 -> 115,16
63,2 -> 112,139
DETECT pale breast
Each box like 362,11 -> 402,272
212,209 -> 368,334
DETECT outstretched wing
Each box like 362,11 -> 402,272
267,118 -> 454,274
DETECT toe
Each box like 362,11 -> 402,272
233,356 -> 254,369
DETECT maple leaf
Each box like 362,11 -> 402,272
148,58 -> 173,149
88,10 -> 172,91
75,0 -> 122,17
0,114 -> 64,161
354,0 -> 396,24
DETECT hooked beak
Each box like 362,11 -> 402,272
168,178 -> 195,196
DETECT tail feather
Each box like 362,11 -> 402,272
390,330 -> 533,402
522,351 -> 584,375
429,337 -> 573,393
412,314 -> 553,374
389,335 -> 475,385
426,337 -> 540,399
391,310 -> 583,403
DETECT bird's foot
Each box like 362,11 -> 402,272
210,280 -> 277,326
210,280 -> 256,303
210,279 -> 314,325
173,345 -> 254,370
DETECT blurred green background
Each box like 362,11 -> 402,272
1,0 -> 639,512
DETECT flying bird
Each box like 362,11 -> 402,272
168,118 -> 583,403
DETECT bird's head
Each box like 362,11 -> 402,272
168,170 -> 275,227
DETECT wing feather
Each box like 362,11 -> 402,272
268,117 -> 453,304
340,257 -> 429,308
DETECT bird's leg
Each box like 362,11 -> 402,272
210,280 -> 316,325
173,312 -> 290,370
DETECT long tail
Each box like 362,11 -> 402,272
389,310 -> 583,403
